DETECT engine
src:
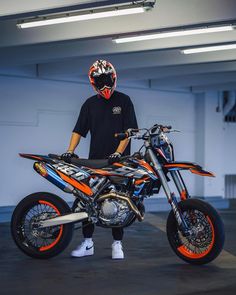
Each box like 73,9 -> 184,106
97,192 -> 136,227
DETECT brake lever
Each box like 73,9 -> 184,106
131,133 -> 143,139
170,129 -> 181,133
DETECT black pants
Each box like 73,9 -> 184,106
82,220 -> 124,240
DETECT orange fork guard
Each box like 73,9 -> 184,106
164,162 -> 215,177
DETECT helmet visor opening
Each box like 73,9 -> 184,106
93,74 -> 114,89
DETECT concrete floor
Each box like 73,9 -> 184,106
0,208 -> 236,295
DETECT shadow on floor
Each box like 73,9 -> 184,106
0,210 -> 236,295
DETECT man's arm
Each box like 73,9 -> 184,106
108,138 -> 130,164
67,132 -> 81,153
117,96 -> 138,155
67,100 -> 89,154
110,96 -> 137,162
116,138 -> 130,155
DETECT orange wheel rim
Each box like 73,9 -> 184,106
177,216 -> 215,259
38,200 -> 63,252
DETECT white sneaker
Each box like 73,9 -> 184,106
71,240 -> 94,258
112,241 -> 124,259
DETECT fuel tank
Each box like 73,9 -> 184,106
92,158 -> 158,180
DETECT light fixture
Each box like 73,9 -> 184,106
113,25 -> 234,43
182,43 -> 236,54
17,2 -> 154,29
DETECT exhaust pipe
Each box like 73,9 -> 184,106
34,162 -> 74,193
39,212 -> 88,228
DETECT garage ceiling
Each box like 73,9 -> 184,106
0,0 -> 236,92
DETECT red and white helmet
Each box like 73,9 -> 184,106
88,60 -> 117,100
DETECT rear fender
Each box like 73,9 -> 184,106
20,153 -> 93,196
163,162 -> 215,177
19,153 -> 53,164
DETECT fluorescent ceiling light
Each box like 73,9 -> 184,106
113,25 -> 234,43
17,6 -> 146,29
182,43 -> 236,54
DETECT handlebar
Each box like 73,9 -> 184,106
114,129 -> 139,140
151,124 -> 172,133
114,132 -> 128,140
115,125 -> 174,140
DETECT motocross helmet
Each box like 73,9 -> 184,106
89,60 -> 117,100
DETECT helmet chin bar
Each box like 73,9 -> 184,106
88,60 -> 117,99
98,86 -> 115,99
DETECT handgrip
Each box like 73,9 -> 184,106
160,125 -> 172,131
114,132 -> 128,140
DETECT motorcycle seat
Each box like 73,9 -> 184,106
48,154 -> 130,169
70,155 -> 130,169
70,158 -> 110,169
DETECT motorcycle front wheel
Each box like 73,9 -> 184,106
166,198 -> 225,265
11,192 -> 73,259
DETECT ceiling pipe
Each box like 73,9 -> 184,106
1,1 -> 147,21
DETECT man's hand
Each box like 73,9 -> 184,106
108,152 -> 121,165
61,151 -> 79,163
161,127 -> 170,133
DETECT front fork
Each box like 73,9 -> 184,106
170,170 -> 190,201
147,147 -> 190,235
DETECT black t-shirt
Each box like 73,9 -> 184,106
73,90 -> 138,159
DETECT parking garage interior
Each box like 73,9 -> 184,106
0,1 -> 236,294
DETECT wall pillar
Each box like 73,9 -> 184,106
201,91 -> 224,197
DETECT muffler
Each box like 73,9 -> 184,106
39,212 -> 88,228
33,162 -> 74,193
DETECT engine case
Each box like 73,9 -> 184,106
97,194 -> 135,227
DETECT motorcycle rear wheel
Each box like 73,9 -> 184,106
11,192 -> 73,259
166,198 -> 225,265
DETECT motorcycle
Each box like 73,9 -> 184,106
11,124 -> 225,264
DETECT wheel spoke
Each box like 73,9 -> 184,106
17,202 -> 62,250
178,209 -> 213,255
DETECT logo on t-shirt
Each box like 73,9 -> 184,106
112,106 -> 122,115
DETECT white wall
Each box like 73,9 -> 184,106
203,91 -> 224,197
223,123 -> 236,175
195,91 -> 236,198
0,75 -> 197,206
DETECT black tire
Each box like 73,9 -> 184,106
11,192 -> 73,259
166,198 -> 225,265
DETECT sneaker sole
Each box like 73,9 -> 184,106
71,250 -> 94,258
112,254 -> 124,259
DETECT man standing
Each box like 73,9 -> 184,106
62,60 -> 138,259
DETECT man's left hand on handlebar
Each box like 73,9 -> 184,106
61,151 -> 79,162
108,152 -> 121,164
161,127 -> 170,133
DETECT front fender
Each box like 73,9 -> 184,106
163,162 -> 215,177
